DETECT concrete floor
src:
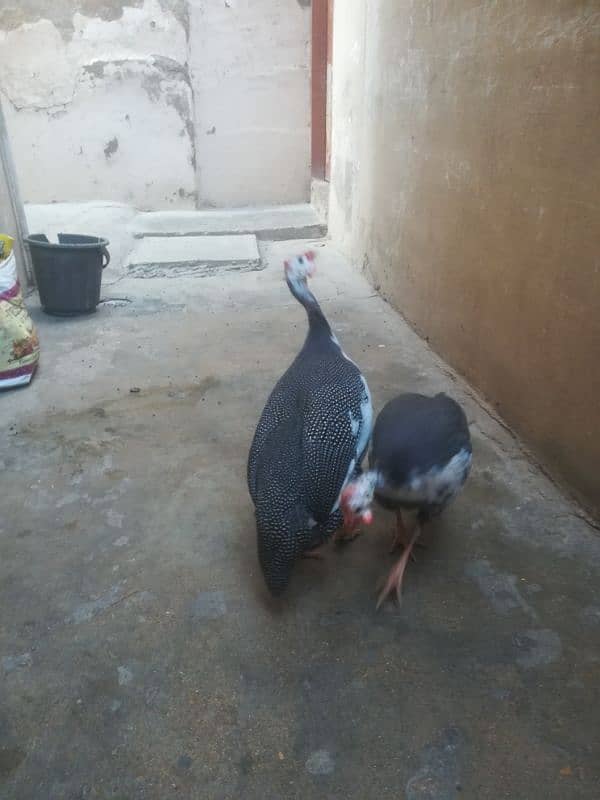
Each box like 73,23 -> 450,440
1,238 -> 599,799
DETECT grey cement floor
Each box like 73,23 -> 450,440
1,239 -> 599,799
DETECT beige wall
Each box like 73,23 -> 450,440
0,0 -> 311,209
330,0 -> 600,516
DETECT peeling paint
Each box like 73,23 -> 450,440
6,55 -> 196,198
0,0 -> 145,41
104,136 -> 119,158
0,0 -> 189,42
158,0 -> 189,40
83,61 -> 108,79
1,0 -> 310,207
140,55 -> 191,100
137,56 -> 197,169
165,90 -> 196,167
0,2 -> 189,113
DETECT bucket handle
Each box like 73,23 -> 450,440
101,246 -> 110,269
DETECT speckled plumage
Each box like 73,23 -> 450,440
248,259 -> 372,595
370,392 -> 472,519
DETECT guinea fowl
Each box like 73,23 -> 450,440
247,252 -> 373,596
340,392 -> 472,608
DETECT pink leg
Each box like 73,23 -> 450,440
376,525 -> 421,610
390,512 -> 426,560
390,511 -> 409,553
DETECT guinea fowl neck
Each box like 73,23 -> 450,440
286,276 -> 331,336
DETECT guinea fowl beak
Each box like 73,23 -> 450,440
342,510 -> 355,532
342,508 -> 373,534
341,485 -> 373,532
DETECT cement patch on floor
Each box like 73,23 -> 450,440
126,233 -> 261,277
131,203 -> 326,241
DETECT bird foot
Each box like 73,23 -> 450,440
302,546 -> 325,560
389,538 -> 421,556
376,526 -> 421,610
334,527 -> 363,545
389,513 -> 427,558
376,560 -> 409,609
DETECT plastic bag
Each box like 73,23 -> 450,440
0,235 -> 39,388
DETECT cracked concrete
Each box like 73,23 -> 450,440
1,239 -> 599,798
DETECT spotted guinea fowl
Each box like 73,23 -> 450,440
247,252 -> 373,596
340,392 -> 472,608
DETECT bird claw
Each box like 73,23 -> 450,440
376,575 -> 404,611
302,547 -> 325,560
334,527 -> 363,545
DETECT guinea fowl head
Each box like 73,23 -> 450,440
340,472 -> 377,532
284,251 -> 316,285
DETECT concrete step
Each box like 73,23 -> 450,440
126,233 -> 261,278
130,203 -> 326,241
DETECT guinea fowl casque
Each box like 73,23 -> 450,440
247,252 -> 374,596
341,392 -> 472,608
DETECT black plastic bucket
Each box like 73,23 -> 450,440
25,234 -> 110,316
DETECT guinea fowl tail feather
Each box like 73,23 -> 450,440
258,531 -> 296,597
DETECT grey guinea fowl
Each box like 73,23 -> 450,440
341,392 -> 472,608
247,252 -> 374,596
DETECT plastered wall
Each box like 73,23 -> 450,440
329,1 -> 600,515
0,0 -> 311,208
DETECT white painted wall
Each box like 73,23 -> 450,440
190,0 -> 311,207
327,0 -> 367,259
0,0 -> 311,209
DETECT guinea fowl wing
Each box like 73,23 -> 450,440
252,411 -> 304,519
371,393 -> 470,487
247,376 -> 297,502
251,411 -> 309,595
301,371 -> 372,523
